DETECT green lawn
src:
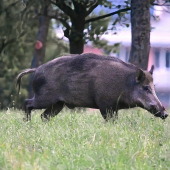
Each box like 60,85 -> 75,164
0,108 -> 170,170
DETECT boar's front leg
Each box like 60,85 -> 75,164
41,101 -> 64,122
100,107 -> 118,122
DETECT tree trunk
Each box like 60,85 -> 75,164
69,4 -> 86,54
129,0 -> 150,70
69,31 -> 84,54
28,15 -> 50,98
31,16 -> 50,68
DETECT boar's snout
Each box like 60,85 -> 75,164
160,110 -> 168,119
152,106 -> 168,119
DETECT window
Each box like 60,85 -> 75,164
125,48 -> 130,62
166,51 -> 170,68
154,49 -> 160,68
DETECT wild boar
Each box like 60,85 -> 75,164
16,53 -> 168,121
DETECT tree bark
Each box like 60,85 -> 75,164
66,2 -> 86,54
69,17 -> 85,54
31,16 -> 50,68
69,37 -> 84,54
129,0 -> 150,70
29,14 -> 50,98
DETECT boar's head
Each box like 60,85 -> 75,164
132,65 -> 168,119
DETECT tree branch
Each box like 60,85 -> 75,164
86,1 -> 95,8
47,11 -> 70,38
21,0 -> 35,18
57,19 -> 70,29
85,0 -> 98,17
49,0 -> 77,19
0,38 -> 16,54
85,7 -> 131,23
47,12 -> 70,29
3,1 -> 19,11
0,31 -> 26,54
72,0 -> 78,9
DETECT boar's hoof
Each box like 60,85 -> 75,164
23,113 -> 31,121
41,113 -> 50,122
23,117 -> 28,121
23,117 -> 31,121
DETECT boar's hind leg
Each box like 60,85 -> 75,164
23,98 -> 34,121
41,101 -> 64,121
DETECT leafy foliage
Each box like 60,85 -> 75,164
0,0 -> 68,108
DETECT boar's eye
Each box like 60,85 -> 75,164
143,86 -> 150,92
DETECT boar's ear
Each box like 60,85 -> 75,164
135,69 -> 145,83
149,65 -> 154,75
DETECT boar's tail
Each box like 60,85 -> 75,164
16,68 -> 36,94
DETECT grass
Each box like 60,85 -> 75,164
0,108 -> 170,170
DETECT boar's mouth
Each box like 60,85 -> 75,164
155,110 -> 168,119
150,107 -> 168,119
